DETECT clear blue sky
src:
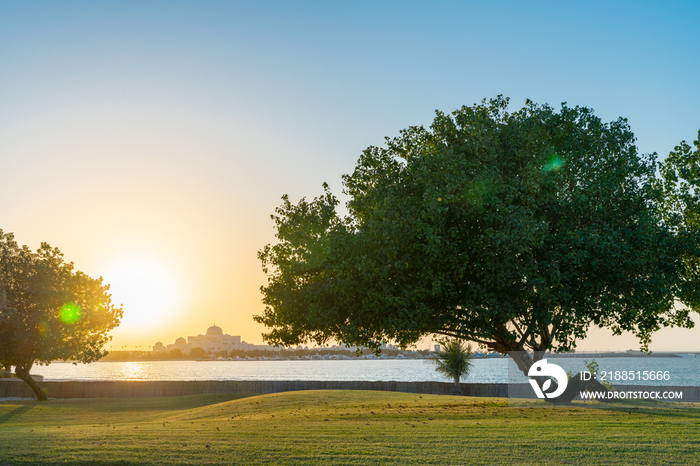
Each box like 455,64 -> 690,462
1,1 -> 699,351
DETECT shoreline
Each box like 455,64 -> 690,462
55,351 -> 697,364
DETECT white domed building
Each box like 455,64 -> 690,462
153,325 -> 247,355
187,325 -> 242,353
172,337 -> 189,353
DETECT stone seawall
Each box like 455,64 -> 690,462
1,379 -> 697,401
0,380 -> 507,399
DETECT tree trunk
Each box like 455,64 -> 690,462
15,362 -> 47,401
548,372 -> 613,403
508,352 -> 612,403
454,380 -> 461,396
509,350 -> 545,374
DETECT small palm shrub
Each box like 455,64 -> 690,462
432,340 -> 474,395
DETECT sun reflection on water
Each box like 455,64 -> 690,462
116,362 -> 147,379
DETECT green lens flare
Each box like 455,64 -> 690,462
544,155 -> 563,171
60,303 -> 82,325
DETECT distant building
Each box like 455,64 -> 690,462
187,325 -> 242,353
153,324 -> 277,355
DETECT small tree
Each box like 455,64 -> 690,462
0,230 -> 122,400
189,347 -> 208,359
432,340 -> 473,395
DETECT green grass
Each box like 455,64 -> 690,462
1,391 -> 699,465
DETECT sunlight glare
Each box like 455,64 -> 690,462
103,257 -> 183,335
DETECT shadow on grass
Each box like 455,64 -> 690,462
0,404 -> 33,424
510,397 -> 700,420
53,393 -> 259,414
599,400 -> 700,419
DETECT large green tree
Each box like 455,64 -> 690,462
0,230 -> 122,399
656,130 -> 700,307
256,97 -> 700,374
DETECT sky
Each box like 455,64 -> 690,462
1,1 -> 699,352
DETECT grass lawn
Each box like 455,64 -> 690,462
1,390 -> 699,465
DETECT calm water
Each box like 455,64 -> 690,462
35,359 -> 508,384
33,355 -> 699,386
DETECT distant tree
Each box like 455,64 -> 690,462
432,340 -> 473,395
0,230 -> 122,400
189,347 -> 207,359
0,313 -> 9,377
168,348 -> 184,359
256,98 -> 700,377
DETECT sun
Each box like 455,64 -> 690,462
102,257 -> 183,334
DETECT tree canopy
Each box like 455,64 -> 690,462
256,97 -> 700,373
0,230 -> 122,399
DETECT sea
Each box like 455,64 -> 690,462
32,354 -> 700,386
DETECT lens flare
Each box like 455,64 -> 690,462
544,155 -> 563,171
59,303 -> 82,325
